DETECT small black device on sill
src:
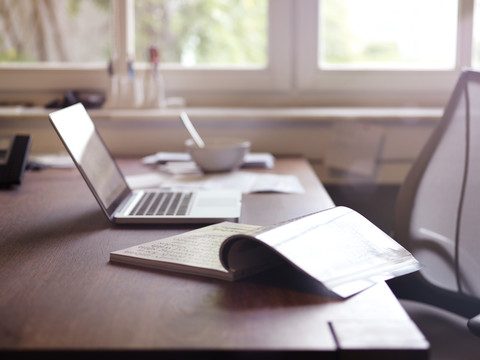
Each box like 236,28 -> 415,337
0,134 -> 32,187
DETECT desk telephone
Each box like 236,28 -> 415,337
0,134 -> 31,186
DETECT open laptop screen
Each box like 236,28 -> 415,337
49,103 -> 128,212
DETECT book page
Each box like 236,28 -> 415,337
110,222 -> 261,277
250,207 -> 421,298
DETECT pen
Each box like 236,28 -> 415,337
108,60 -> 114,77
149,45 -> 159,75
127,59 -> 135,79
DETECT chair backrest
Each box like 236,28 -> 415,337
395,70 -> 480,300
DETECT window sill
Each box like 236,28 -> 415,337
0,105 -> 442,124
0,105 -> 442,185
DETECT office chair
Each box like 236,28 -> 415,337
388,70 -> 480,357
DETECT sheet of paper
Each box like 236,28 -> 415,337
142,152 -> 190,165
142,151 -> 275,169
125,172 -> 171,189
162,171 -> 304,194
126,170 -> 304,194
158,161 -> 203,175
29,153 -> 75,168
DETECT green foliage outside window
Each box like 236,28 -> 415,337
0,0 -> 267,65
134,0 -> 267,66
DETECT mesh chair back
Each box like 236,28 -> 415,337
395,70 -> 480,298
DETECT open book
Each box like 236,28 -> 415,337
110,206 -> 421,298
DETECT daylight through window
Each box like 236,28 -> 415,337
134,0 -> 268,66
319,0 -> 458,70
0,0 -> 110,62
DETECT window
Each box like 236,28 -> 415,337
134,0 -> 267,66
296,0 -> 476,106
0,0 -> 111,62
0,0 -> 478,108
0,0 -> 267,66
319,0 -> 457,70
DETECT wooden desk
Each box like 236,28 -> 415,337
0,158 -> 428,358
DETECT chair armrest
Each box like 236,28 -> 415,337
467,313 -> 480,337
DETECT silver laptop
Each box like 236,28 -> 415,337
49,103 -> 242,224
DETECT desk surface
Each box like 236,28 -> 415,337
0,158 -> 428,358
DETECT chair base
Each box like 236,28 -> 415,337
388,272 -> 480,319
400,299 -> 480,360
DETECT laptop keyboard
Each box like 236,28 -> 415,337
129,191 -> 193,216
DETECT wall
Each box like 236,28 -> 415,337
0,107 -> 441,185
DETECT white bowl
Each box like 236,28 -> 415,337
185,138 -> 251,173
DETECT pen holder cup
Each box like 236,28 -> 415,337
107,75 -> 144,108
185,138 -> 250,173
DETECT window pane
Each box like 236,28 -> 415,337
0,0 -> 110,62
134,0 -> 267,66
319,0 -> 458,70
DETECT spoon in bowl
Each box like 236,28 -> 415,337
180,111 -> 206,148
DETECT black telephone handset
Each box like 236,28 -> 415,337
0,134 -> 32,186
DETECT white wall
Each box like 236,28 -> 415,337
0,107 -> 440,184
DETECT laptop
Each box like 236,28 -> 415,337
48,103 -> 242,224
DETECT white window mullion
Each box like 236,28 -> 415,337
294,0 -> 319,90
112,0 -> 135,77
457,0 -> 475,70
266,0 -> 293,90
